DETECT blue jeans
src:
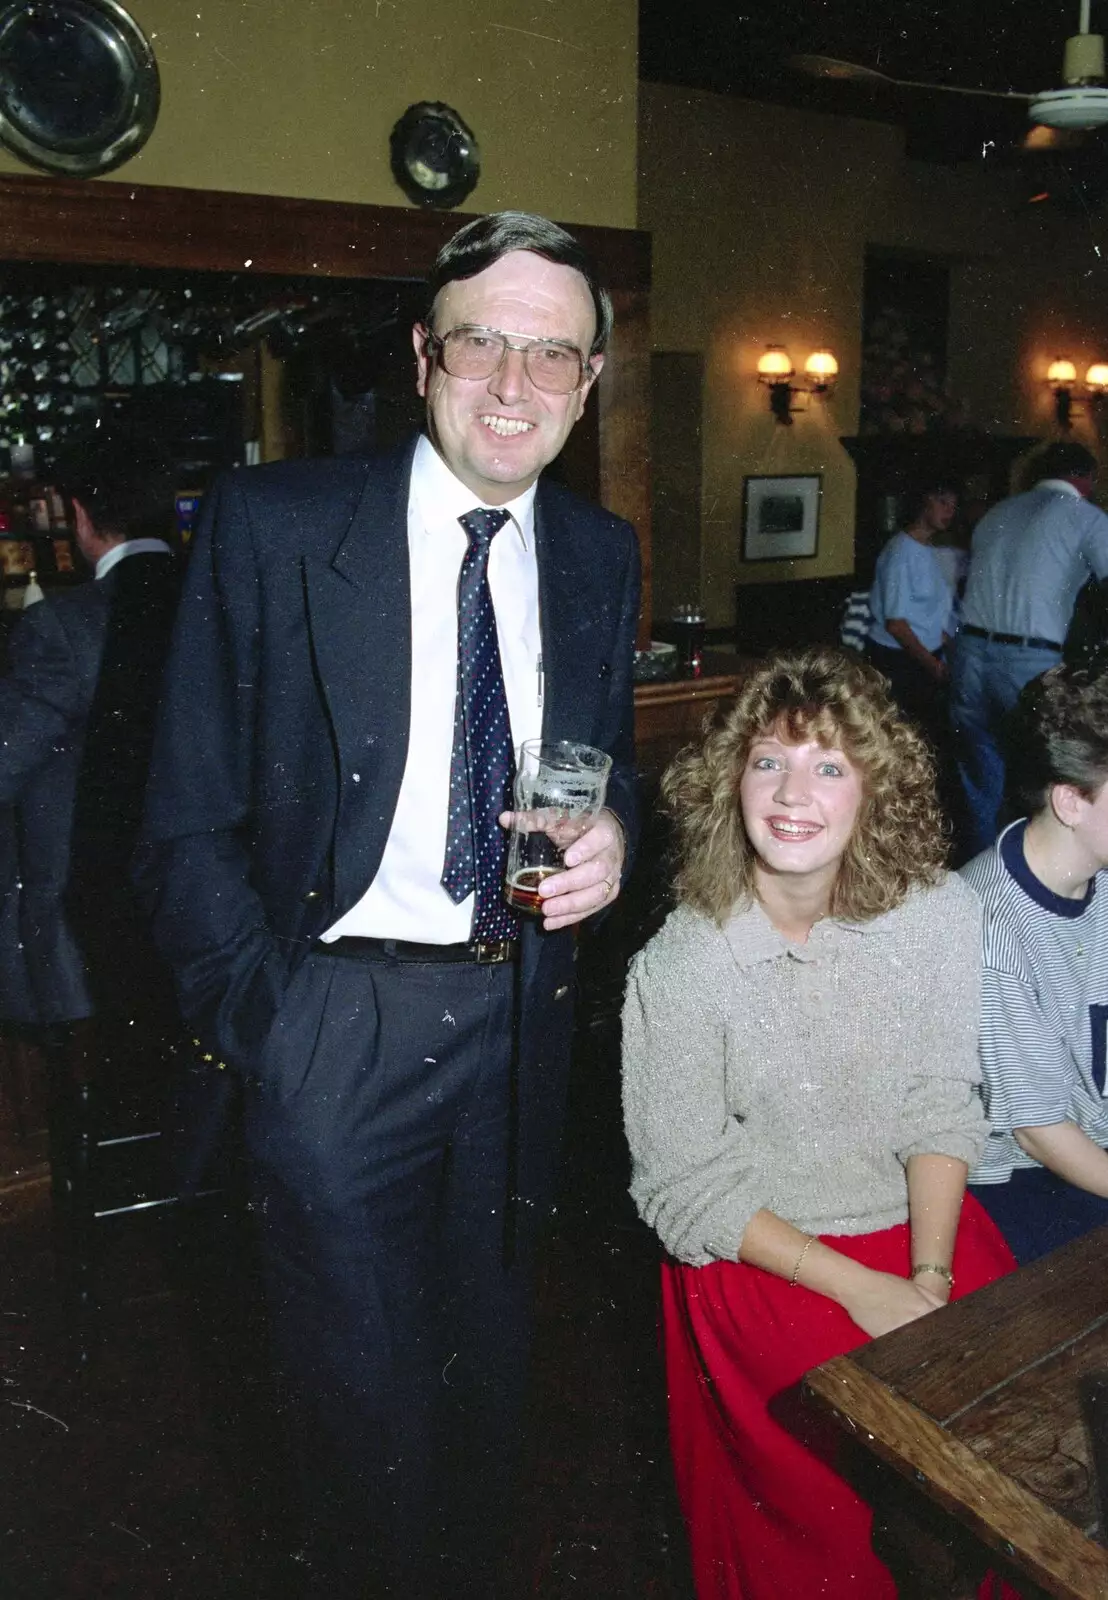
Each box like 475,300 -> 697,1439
970,1167 -> 1108,1265
948,632 -> 1061,857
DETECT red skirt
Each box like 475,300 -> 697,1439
662,1195 -> 1018,1600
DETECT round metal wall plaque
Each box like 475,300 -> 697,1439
389,101 -> 480,209
0,0 -> 160,177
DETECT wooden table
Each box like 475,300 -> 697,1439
805,1226 -> 1108,1598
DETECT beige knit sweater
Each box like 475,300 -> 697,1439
622,872 -> 986,1266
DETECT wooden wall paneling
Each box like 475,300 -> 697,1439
599,285 -> 653,644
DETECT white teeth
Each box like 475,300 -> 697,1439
773,822 -> 817,835
480,415 -> 535,437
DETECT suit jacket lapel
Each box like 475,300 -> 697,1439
304,443 -> 415,905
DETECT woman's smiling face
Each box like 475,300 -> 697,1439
739,731 -> 864,891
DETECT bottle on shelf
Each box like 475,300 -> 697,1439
2,438 -> 75,584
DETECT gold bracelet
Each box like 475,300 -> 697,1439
911,1262 -> 954,1290
789,1236 -> 815,1288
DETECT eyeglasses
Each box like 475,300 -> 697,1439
422,324 -> 591,395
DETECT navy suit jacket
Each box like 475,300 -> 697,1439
138,438 -> 640,1208
0,581 -> 105,1023
0,552 -> 179,1024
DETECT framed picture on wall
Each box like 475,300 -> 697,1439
742,474 -> 821,562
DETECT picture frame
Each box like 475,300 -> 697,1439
742,474 -> 822,562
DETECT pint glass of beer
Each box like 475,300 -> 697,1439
504,739 -> 612,915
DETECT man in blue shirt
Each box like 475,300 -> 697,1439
950,442 -> 1108,854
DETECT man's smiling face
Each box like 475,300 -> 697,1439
413,249 -> 601,505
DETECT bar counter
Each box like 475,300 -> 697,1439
633,650 -> 757,777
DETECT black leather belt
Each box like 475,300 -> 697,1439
961,623 -> 1063,653
316,935 -> 518,965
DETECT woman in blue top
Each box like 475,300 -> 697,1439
964,660 -> 1108,1263
866,480 -> 959,750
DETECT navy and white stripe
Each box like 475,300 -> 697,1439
961,819 -> 1108,1183
838,589 -> 872,654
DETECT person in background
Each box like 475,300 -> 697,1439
951,441 -> 1108,856
965,660 -> 1108,1264
865,478 -> 959,749
0,450 -> 178,1035
931,497 -> 974,611
622,647 -> 1014,1600
136,212 -> 639,1600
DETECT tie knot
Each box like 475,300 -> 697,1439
459,507 -> 511,547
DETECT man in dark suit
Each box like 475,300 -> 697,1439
0,468 -> 178,1030
137,212 -> 639,1598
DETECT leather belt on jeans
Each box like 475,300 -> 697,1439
961,623 -> 1063,653
316,935 -> 519,965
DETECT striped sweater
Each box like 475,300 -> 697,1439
962,820 -> 1108,1183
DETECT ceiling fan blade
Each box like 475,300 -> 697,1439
788,53 -> 891,84
788,53 -> 1032,102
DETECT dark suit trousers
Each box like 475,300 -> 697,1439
243,947 -> 530,1599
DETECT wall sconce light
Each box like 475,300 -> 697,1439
1045,357 -> 1108,429
757,343 -> 839,424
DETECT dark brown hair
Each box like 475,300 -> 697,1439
1008,660 -> 1108,815
426,211 -> 612,355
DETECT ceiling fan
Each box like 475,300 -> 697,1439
791,0 -> 1108,140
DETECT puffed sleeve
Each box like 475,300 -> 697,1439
869,535 -> 916,628
621,911 -> 774,1265
896,876 -> 988,1169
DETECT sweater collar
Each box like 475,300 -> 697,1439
721,896 -> 877,969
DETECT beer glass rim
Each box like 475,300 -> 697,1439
516,738 -> 612,775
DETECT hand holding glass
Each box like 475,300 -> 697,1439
504,740 -> 612,916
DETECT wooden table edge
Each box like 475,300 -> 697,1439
632,671 -> 741,710
805,1355 -> 1108,1600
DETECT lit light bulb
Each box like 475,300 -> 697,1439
757,345 -> 794,379
804,349 -> 839,381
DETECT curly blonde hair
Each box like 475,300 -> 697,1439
662,646 -> 947,925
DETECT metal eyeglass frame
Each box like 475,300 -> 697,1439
421,323 -> 594,393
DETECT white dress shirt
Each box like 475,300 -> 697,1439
94,537 -> 174,579
322,434 -> 543,943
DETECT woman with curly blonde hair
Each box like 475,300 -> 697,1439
622,647 -> 1015,1600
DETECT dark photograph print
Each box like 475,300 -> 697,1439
742,474 -> 821,561
760,492 -> 805,535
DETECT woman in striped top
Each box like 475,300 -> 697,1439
965,660 -> 1108,1264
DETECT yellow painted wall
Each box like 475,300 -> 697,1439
640,83 -> 1108,625
0,0 -> 638,228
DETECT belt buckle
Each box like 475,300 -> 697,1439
474,939 -> 512,964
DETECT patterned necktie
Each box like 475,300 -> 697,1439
441,507 -> 520,940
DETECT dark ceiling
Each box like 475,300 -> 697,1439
638,0 -> 1102,169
